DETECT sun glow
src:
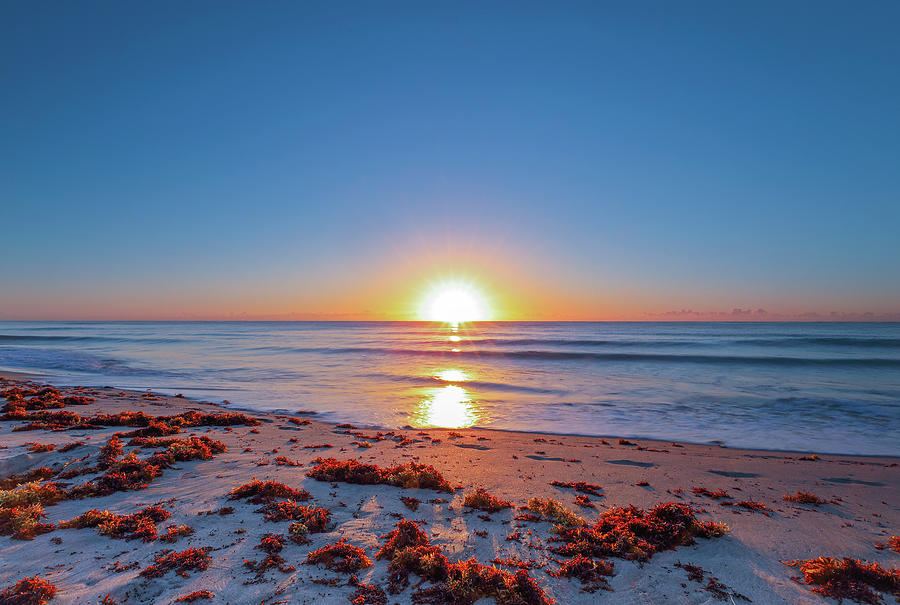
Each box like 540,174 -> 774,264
421,282 -> 489,323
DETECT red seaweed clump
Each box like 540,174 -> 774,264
127,436 -> 226,461
256,501 -> 330,531
175,591 -> 214,602
140,547 -> 211,578
550,481 -> 603,496
255,533 -> 285,555
160,524 -> 195,543
66,452 -> 165,498
24,443 -> 55,454
462,489 -> 513,513
307,458 -> 454,493
412,560 -> 552,605
228,479 -> 311,504
59,505 -> 171,541
0,504 -> 54,540
725,500 -> 772,512
305,539 -> 373,573
349,578 -> 387,605
0,468 -> 57,490
375,519 -> 552,604
0,575 -> 57,604
98,436 -> 124,468
785,557 -> 900,604
549,554 -> 614,593
784,491 -> 827,505
693,487 -> 731,500
376,520 -> 432,560
550,502 -> 728,562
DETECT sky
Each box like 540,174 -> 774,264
1,1 -> 899,321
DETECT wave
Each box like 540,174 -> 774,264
0,346 -> 167,376
0,334 -> 184,344
360,373 -> 564,394
457,336 -> 900,349
314,347 -> 900,367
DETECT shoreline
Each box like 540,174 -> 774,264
0,373 -> 897,603
2,369 -> 896,459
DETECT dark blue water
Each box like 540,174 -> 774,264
0,321 -> 897,455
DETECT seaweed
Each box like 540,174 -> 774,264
693,487 -> 731,500
127,436 -> 225,461
726,500 -> 772,512
550,481 -> 603,496
376,520 -> 432,561
550,502 -> 728,562
0,576 -> 57,605
244,554 -> 295,577
349,578 -> 387,605
0,468 -> 57,491
66,452 -> 165,498
255,533 -> 285,555
228,479 -> 311,504
98,436 -> 124,468
462,489 -> 513,513
174,591 -> 213,602
401,496 -> 420,511
273,455 -> 301,466
549,554 -> 614,593
24,443 -> 55,454
59,505 -> 171,541
524,498 -> 586,528
0,504 -> 53,540
305,539 -> 373,573
785,557 -> 900,604
307,458 -> 454,493
784,491 -> 827,505
411,560 -> 552,605
256,501 -> 330,531
574,494 -> 594,508
160,524 -> 195,543
0,482 -> 64,508
140,547 -> 211,578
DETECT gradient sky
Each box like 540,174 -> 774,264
2,1 -> 899,320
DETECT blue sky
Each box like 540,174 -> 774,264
1,1 -> 898,319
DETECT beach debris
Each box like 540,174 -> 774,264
784,491 -> 827,505
693,487 -> 731,500
550,502 -> 728,562
228,479 -> 311,504
523,498 -> 586,528
307,458 -> 454,493
24,443 -> 55,454
140,547 -> 211,578
305,539 -> 373,573
160,524 -> 194,543
785,557 -> 900,604
256,501 -> 330,530
0,575 -> 57,604
0,504 -> 53,540
549,554 -> 614,593
462,488 -> 513,513
59,505 -> 171,542
375,519 -> 552,604
550,481 -> 603,496
174,591 -> 214,602
574,494 -> 594,508
401,496 -> 420,511
348,577 -> 387,605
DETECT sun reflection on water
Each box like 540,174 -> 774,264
415,383 -> 478,428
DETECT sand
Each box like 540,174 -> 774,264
0,373 -> 897,604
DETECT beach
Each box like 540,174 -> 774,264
0,374 -> 897,604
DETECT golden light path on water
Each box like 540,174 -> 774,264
412,325 -> 480,428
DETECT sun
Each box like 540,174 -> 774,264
420,282 -> 489,323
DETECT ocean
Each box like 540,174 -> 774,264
0,321 -> 897,456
